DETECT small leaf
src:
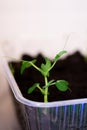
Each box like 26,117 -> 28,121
21,59 -> 36,74
54,50 -> 67,62
41,58 -> 51,76
28,83 -> 39,94
55,80 -> 69,92
41,58 -> 51,71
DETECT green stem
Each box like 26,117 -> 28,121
30,62 -> 41,72
44,76 -> 48,102
48,61 -> 56,72
37,85 -> 45,95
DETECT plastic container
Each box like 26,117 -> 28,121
2,56 -> 87,130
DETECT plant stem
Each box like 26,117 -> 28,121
30,62 -> 41,72
44,76 -> 48,102
48,61 -> 56,72
37,85 -> 45,95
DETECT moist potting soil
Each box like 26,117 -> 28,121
9,51 -> 87,102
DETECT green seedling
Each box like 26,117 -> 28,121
21,50 -> 69,102
9,63 -> 15,75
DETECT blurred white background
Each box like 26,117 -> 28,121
0,0 -> 87,57
0,0 -> 87,130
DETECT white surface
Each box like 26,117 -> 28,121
0,0 -> 87,54
0,0 -> 87,39
0,33 -> 87,60
0,0 -> 87,58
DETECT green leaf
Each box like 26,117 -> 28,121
41,58 -> 51,76
9,63 -> 15,75
41,58 -> 51,71
55,80 -> 69,92
54,50 -> 67,62
20,59 -> 36,74
28,83 -> 39,94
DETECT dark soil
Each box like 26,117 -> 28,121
9,51 -> 87,102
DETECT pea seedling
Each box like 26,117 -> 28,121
21,50 -> 69,102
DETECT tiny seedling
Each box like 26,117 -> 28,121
9,63 -> 15,75
21,50 -> 69,102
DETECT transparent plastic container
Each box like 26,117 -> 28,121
2,56 -> 87,130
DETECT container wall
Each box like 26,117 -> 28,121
15,101 -> 87,130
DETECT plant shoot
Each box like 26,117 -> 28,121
21,50 -> 69,102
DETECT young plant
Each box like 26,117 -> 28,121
21,50 -> 69,102
9,63 -> 15,75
